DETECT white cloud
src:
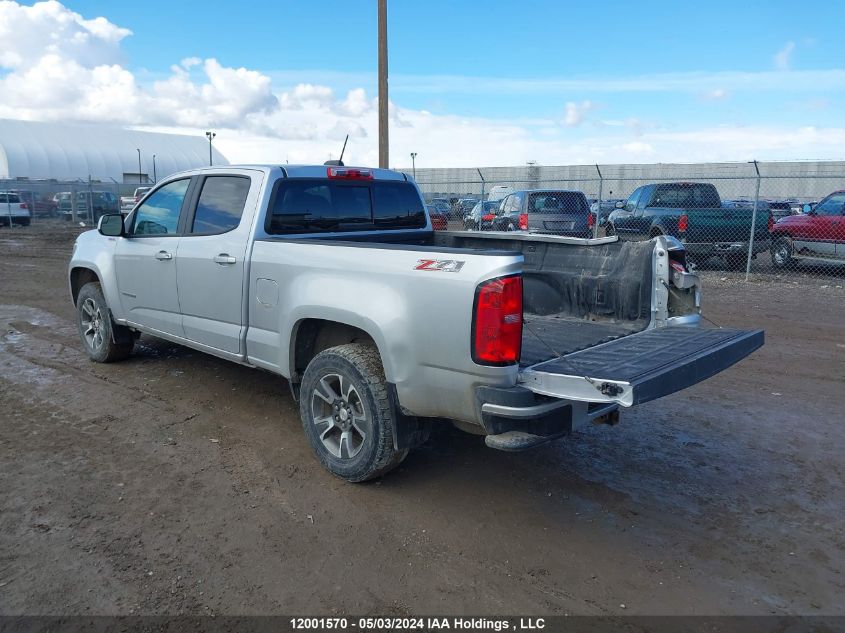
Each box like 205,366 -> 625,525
564,100 -> 598,126
774,41 -> 795,71
704,88 -> 730,100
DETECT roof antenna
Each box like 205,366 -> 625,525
324,134 -> 349,167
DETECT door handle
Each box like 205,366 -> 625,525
155,251 -> 172,260
213,253 -> 237,265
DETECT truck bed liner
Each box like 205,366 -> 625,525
520,314 -> 640,367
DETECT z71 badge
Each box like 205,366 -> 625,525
414,259 -> 466,273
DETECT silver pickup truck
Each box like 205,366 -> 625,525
68,164 -> 764,481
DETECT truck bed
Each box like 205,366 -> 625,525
520,314 -> 640,367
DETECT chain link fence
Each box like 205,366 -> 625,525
0,179 -> 148,227
413,161 -> 845,278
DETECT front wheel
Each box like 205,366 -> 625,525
771,236 -> 793,269
299,343 -> 407,482
76,282 -> 133,362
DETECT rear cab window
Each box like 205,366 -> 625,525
266,179 -> 426,234
527,191 -> 587,214
650,184 -> 720,208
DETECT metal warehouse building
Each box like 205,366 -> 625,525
0,119 -> 228,183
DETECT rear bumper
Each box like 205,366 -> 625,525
475,385 -> 616,449
684,238 -> 770,257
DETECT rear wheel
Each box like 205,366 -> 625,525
299,343 -> 407,482
771,236 -> 793,269
76,282 -> 133,362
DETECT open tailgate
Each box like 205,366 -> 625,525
519,327 -> 764,407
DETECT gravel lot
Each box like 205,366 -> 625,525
0,222 -> 843,617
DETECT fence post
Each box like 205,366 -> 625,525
5,182 -> 12,227
70,185 -> 77,224
477,167 -> 485,216
594,164 -> 603,238
745,160 -> 761,280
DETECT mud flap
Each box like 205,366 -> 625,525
520,327 -> 764,407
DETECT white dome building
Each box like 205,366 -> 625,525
0,119 -> 228,183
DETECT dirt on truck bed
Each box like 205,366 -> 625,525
0,222 -> 843,617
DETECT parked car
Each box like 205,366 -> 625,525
59,191 -> 120,222
490,189 -> 593,236
69,163 -> 762,481
486,185 -> 513,202
770,190 -> 845,268
606,183 -> 772,268
455,197 -> 479,221
590,199 -> 623,227
766,200 -> 798,222
0,191 -> 32,226
427,204 -> 448,230
9,190 -> 57,217
120,187 -> 152,213
464,200 -> 499,230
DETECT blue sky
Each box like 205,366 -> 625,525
2,0 -> 844,165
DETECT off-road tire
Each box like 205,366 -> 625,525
299,343 -> 407,482
76,282 -> 133,363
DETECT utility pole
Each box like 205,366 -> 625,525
206,131 -> 216,166
136,148 -> 142,184
377,0 -> 389,168
410,152 -> 417,179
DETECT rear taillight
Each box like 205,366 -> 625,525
327,167 -> 373,180
678,214 -> 688,232
482,214 -> 494,221
519,213 -> 528,230
472,275 -> 523,365
768,214 -> 774,232
20,202 -> 28,209
587,210 -> 594,228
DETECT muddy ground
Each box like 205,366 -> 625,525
0,222 -> 842,617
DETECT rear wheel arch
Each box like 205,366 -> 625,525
290,318 -> 380,387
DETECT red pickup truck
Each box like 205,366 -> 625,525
771,191 -> 845,267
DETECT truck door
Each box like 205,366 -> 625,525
175,171 -> 261,355
802,193 -> 845,258
614,187 -> 642,236
114,178 -> 192,337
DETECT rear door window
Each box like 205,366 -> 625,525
190,176 -> 251,234
267,180 -> 425,233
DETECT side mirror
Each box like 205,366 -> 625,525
802,204 -> 813,214
98,213 -> 124,237
615,201 -> 625,209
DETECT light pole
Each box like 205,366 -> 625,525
377,0 -> 389,168
136,148 -> 142,184
410,152 -> 417,180
205,131 -> 216,166
152,154 -> 157,183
